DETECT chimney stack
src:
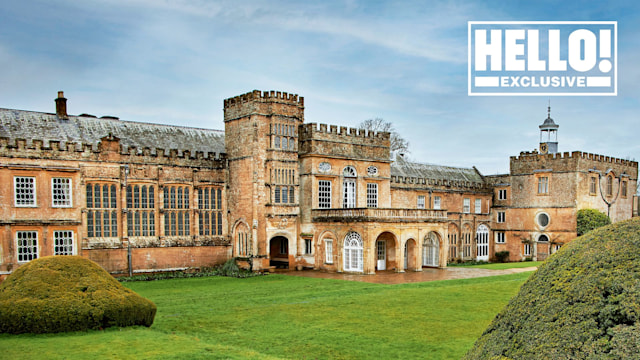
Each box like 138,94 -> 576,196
55,91 -> 68,119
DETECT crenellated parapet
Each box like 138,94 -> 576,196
223,90 -> 304,108
223,90 -> 305,122
390,175 -> 491,191
300,123 -> 390,140
0,137 -> 227,168
298,122 -> 391,161
511,150 -> 638,176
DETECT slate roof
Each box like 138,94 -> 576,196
0,109 -> 225,155
391,156 -> 484,183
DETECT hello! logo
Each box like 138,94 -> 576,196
468,21 -> 617,96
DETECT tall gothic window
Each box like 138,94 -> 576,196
198,187 -> 223,236
163,185 -> 190,236
127,184 -> 155,237
87,183 -> 118,238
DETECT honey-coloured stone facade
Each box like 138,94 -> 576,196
0,90 -> 637,280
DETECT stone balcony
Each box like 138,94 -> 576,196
311,208 -> 448,223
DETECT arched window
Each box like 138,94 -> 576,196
607,175 -> 613,196
423,232 -> 439,267
343,166 -> 357,177
343,232 -> 363,272
476,225 -> 489,261
343,166 -> 357,208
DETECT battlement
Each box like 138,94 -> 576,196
0,137 -> 226,164
224,90 -> 304,108
390,175 -> 490,190
300,123 -> 391,140
512,150 -> 638,168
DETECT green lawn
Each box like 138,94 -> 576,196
0,272 -> 533,359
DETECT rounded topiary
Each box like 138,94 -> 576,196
465,217 -> 640,360
577,208 -> 611,236
0,256 -> 156,334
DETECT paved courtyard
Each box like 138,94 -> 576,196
280,266 -> 538,285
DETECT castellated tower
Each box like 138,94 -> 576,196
224,90 -> 304,270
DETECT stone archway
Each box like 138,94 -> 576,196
422,232 -> 440,267
269,236 -> 289,268
374,231 -> 398,272
404,239 -> 417,271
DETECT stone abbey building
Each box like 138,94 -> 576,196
0,90 -> 637,279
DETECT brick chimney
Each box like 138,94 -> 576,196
55,91 -> 68,119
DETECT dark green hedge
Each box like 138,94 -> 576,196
464,217 -> 640,359
577,208 -> 611,236
0,256 -> 156,334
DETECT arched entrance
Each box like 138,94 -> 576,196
476,225 -> 489,261
343,232 -> 363,272
375,232 -> 397,271
423,232 -> 440,267
404,239 -> 417,271
269,236 -> 289,268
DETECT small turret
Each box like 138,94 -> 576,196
539,104 -> 558,154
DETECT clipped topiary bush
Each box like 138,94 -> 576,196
577,208 -> 611,236
464,217 -> 640,359
0,256 -> 156,334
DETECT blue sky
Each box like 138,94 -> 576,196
1,0 -> 639,176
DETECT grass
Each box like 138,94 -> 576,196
0,272 -> 533,359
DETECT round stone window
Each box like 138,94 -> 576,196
537,213 -> 550,228
367,166 -> 378,176
318,162 -> 331,173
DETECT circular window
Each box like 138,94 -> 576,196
367,166 -> 378,176
318,162 -> 331,172
537,213 -> 550,228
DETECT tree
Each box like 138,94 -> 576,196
358,118 -> 410,154
576,208 -> 611,236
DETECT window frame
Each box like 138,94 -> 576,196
325,239 -> 333,264
14,176 -> 37,207
495,231 -> 506,244
366,183 -> 378,208
417,195 -> 425,209
433,196 -> 441,210
463,198 -> 470,213
524,243 -> 532,256
53,230 -> 75,255
304,239 -> 312,255
498,189 -> 507,200
52,177 -> 72,208
589,177 -> 597,195
538,176 -> 549,194
474,198 -> 482,214
16,230 -> 38,262
318,180 -> 332,209
497,211 -> 506,223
